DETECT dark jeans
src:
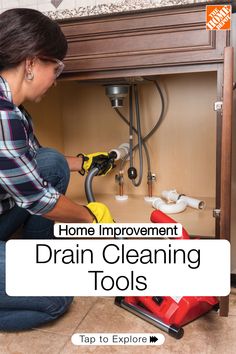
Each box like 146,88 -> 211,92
0,147 -> 70,240
0,147 -> 73,331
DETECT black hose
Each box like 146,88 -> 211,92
85,167 -> 99,203
117,79 -> 165,172
114,108 -> 151,172
141,78 -> 165,142
85,152 -> 116,203
132,84 -> 143,186
129,85 -> 134,168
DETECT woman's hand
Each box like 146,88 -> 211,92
66,153 -> 114,176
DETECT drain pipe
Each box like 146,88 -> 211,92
109,143 -> 130,161
161,190 -> 206,210
152,197 -> 187,214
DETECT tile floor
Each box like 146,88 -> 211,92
0,290 -> 236,354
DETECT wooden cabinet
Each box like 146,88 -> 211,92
59,4 -> 229,79
58,3 -> 234,316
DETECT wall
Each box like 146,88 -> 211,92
25,83 -> 65,153
0,0 -> 212,18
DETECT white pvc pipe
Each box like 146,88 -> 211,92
110,143 -> 130,161
161,190 -> 179,202
180,196 -> 205,210
161,190 -> 206,210
152,197 -> 187,214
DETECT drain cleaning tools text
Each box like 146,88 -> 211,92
35,242 -> 200,291
35,243 -> 200,269
6,240 -> 230,296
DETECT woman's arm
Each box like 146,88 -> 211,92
43,194 -> 94,223
65,156 -> 83,172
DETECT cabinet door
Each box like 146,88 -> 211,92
220,46 -> 234,317
60,5 -> 228,80
221,46 -> 234,242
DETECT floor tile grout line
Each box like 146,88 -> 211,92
57,297 -> 101,354
71,297 -> 101,333
32,328 -> 71,336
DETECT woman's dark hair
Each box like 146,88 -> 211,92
0,8 -> 68,71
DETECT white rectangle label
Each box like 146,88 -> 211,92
71,333 -> 165,346
6,239 -> 230,296
53,223 -> 182,238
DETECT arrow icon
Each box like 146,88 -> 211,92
149,336 -> 158,343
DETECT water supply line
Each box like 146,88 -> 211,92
110,143 -> 130,201
112,78 -> 166,199
116,170 -> 125,199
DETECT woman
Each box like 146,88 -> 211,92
0,8 -> 114,331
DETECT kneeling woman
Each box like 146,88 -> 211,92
0,8 -> 114,331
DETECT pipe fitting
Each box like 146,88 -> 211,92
161,190 -> 206,210
161,190 -> 179,203
109,143 -> 130,161
152,197 -> 187,214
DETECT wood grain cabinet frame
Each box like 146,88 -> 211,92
59,2 -> 234,316
59,3 -> 229,79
